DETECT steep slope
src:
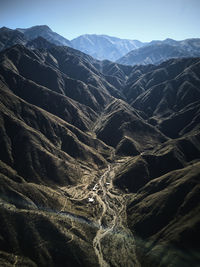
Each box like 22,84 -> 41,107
110,57 -> 200,266
26,36 -> 56,49
0,34 -> 200,267
0,48 -> 95,131
47,45 -> 123,101
0,82 -> 111,181
0,80 -> 113,266
0,27 -> 27,51
93,98 -> 167,151
0,44 -> 120,125
117,38 -> 200,65
71,34 -> 144,61
129,58 -> 200,138
127,162 -> 200,267
114,133 -> 200,192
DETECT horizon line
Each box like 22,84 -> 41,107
1,24 -> 200,43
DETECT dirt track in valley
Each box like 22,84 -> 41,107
61,163 -> 140,267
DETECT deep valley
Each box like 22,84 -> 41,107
0,26 -> 200,267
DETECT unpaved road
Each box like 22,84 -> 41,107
92,164 -> 140,267
60,163 -> 140,267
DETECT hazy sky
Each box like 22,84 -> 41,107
0,0 -> 199,41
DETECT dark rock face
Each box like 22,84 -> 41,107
0,29 -> 200,267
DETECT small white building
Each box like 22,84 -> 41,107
88,197 -> 94,203
93,184 -> 98,191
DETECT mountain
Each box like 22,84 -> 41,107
0,27 -> 27,50
17,25 -> 72,47
0,31 -> 200,266
26,36 -> 56,49
71,34 -> 144,61
0,26 -> 72,52
117,38 -> 200,65
128,57 -> 200,137
2,25 -> 200,66
127,161 -> 200,267
0,27 -> 144,61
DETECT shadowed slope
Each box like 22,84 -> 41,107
127,162 -> 200,267
0,36 -> 200,267
94,99 -> 167,151
0,84 -> 111,184
125,58 -> 200,138
0,27 -> 27,51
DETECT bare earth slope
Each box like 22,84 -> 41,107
0,39 -> 199,266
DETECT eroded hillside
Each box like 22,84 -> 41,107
0,41 -> 200,266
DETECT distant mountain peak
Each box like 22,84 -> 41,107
0,26 -> 12,31
17,25 -> 52,34
28,25 -> 52,32
31,25 -> 51,30
16,25 -> 71,47
164,38 -> 175,41
71,34 -> 144,61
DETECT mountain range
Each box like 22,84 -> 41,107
71,34 -> 144,61
1,25 -> 200,63
117,38 -> 200,65
0,25 -> 200,266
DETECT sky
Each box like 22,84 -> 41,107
0,0 -> 199,41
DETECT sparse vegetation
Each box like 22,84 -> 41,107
0,30 -> 199,266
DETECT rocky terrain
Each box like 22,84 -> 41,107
0,29 -> 200,267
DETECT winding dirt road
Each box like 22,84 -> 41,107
59,163 -> 140,266
91,164 -> 140,267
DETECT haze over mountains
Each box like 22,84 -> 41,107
0,25 -> 200,266
71,34 -> 144,61
117,38 -> 200,65
1,25 -> 200,63
0,25 -> 144,61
